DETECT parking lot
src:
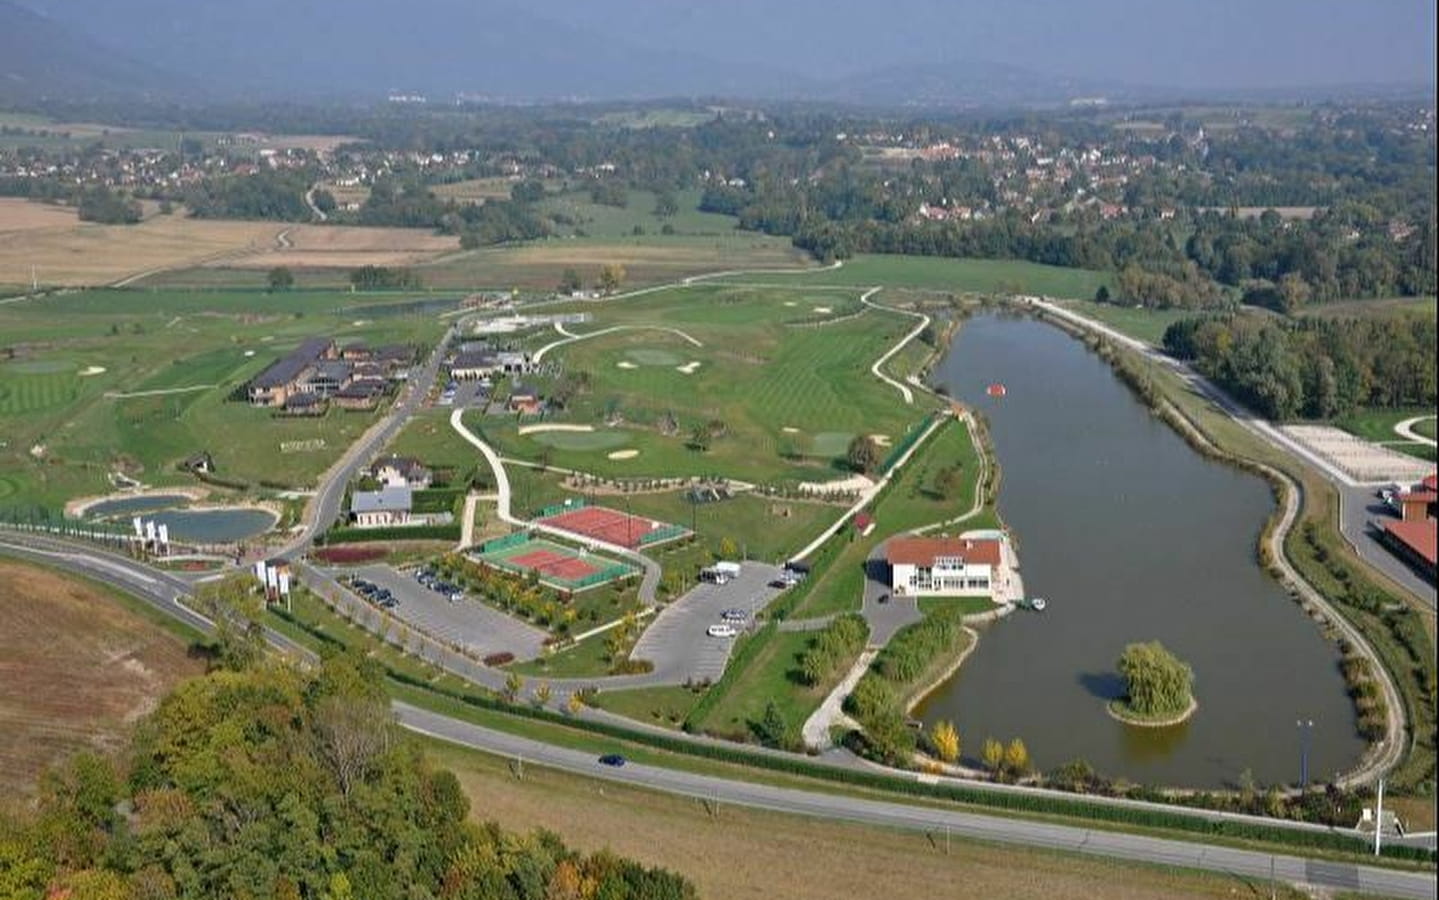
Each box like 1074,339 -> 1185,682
632,561 -> 787,683
344,563 -> 548,661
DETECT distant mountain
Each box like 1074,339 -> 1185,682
814,60 -> 1115,109
0,1 -> 168,101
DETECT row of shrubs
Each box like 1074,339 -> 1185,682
681,623 -> 777,732
798,614 -> 868,686
319,523 -> 463,544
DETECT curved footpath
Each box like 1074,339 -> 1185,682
534,324 -> 704,363
1394,415 -> 1437,448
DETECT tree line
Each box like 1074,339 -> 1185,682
1162,312 -> 1437,420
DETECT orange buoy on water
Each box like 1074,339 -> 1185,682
986,383 -> 1007,397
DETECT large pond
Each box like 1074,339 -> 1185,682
83,495 -> 275,543
915,312 -> 1364,788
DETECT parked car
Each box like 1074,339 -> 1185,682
768,578 -> 790,589
877,592 -> 890,605
721,608 -> 748,623
597,754 -> 626,767
706,623 -> 738,638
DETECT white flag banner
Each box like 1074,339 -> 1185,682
145,520 -> 157,542
265,565 -> 279,591
157,523 -> 170,546
132,516 -> 144,537
277,571 -> 291,597
254,560 -> 267,581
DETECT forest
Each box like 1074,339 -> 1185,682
0,647 -> 693,900
1162,313 -> 1437,419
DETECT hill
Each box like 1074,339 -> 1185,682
0,0 -> 167,101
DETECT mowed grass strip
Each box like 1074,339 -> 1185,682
715,253 -> 1113,299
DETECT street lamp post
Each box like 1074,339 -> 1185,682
1297,719 -> 1314,790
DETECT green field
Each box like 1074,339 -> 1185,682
1333,407 -> 1438,444
588,684 -> 705,728
1300,296 -> 1437,322
540,188 -> 743,240
0,288 -> 444,509
1057,300 -> 1213,345
690,628 -> 825,742
476,282 -> 938,485
715,254 -> 1111,300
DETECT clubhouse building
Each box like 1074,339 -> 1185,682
885,535 -> 1002,598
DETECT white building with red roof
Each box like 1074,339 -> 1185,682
885,536 -> 1002,597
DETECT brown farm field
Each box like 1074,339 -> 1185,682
0,560 -> 203,796
414,236 -> 811,289
433,742 -> 1309,900
219,223 -> 461,270
0,202 -> 284,286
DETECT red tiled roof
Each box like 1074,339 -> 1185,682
1384,518 -> 1438,567
1397,490 -> 1439,504
855,512 -> 874,528
886,536 -> 1001,568
1421,473 -> 1436,492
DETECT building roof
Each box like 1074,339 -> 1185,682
372,455 -> 428,477
886,536 -> 1002,568
510,382 -> 538,398
283,391 -> 325,408
1383,518 -> 1437,567
351,486 -> 413,514
452,350 -> 499,370
251,337 -> 333,389
336,381 -> 384,399
1398,490 -> 1438,504
1423,474 -> 1437,492
854,512 -> 874,529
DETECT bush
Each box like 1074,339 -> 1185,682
483,652 -> 514,667
321,523 -> 462,544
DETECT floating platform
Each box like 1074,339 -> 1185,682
986,383 -> 1007,397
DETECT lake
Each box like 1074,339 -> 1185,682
914,312 -> 1364,788
84,494 -> 275,543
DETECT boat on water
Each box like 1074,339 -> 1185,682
986,383 -> 1007,397
1028,597 -> 1047,612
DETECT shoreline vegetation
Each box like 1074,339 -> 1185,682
1108,696 -> 1199,729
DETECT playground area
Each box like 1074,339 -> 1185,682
472,532 -> 636,590
535,500 -> 689,550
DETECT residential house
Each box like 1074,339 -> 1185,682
334,380 -> 385,411
507,382 -> 541,415
370,455 -> 433,489
450,349 -> 501,380
281,391 -> 328,416
350,486 -> 413,527
885,536 -> 1002,597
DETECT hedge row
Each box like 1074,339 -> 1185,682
320,523 -> 462,544
680,622 -> 778,731
276,597 -> 1434,865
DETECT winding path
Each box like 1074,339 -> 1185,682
533,324 -> 704,362
1394,416 -> 1437,448
860,287 -> 930,404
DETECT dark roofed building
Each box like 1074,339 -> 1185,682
247,338 -> 337,407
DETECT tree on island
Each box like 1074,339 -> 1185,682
267,266 -> 295,291
1115,640 -> 1195,720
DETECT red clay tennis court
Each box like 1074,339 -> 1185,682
508,548 -> 600,581
537,504 -> 688,550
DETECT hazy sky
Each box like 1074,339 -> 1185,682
553,0 -> 1437,88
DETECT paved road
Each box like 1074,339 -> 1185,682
397,701 -> 1436,900
1339,485 -> 1437,603
278,324 -> 455,557
631,561 -> 786,683
860,541 -> 923,645
344,563 -> 548,661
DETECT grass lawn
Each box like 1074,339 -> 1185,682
1415,418 -> 1436,440
509,634 -> 615,678
1333,406 -> 1438,444
690,628 -> 825,742
478,282 -> 937,485
918,596 -> 1002,617
0,287 -> 444,509
1058,300 -> 1209,345
588,684 -> 706,729
1300,296 -> 1437,322
716,254 -> 1112,300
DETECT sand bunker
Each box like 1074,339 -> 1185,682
813,306 -> 833,314
781,426 -> 801,434
78,366 -> 106,376
784,301 -> 798,307
518,423 -> 595,436
869,433 -> 892,447
676,361 -> 701,374
616,361 -> 639,369
243,350 -> 256,357
607,449 -> 640,460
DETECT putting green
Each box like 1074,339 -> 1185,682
625,348 -> 684,366
809,431 -> 855,457
528,429 -> 632,451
